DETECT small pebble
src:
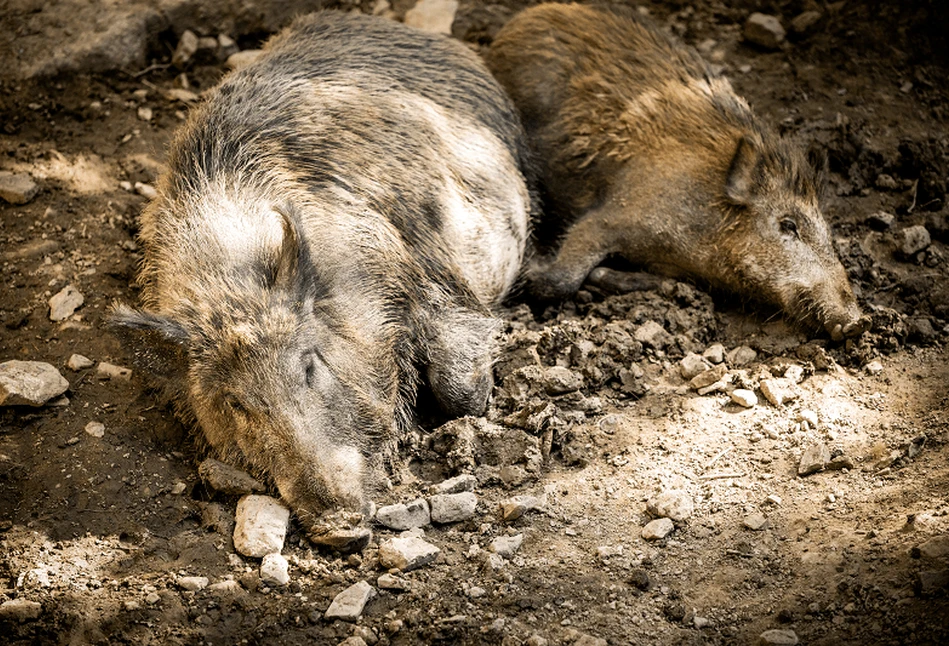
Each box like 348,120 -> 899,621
430,473 -> 477,494
172,29 -> 199,67
489,534 -> 524,558
378,534 -> 440,571
0,171 -> 39,204
759,628 -> 799,645
798,442 -> 831,476
900,225 -> 931,256
134,182 -> 158,200
867,210 -> 895,230
703,343 -> 726,364
789,10 -> 822,36
208,580 -> 242,594
864,360 -> 883,375
233,495 -> 290,558
541,365 -> 584,395
765,494 -> 782,505
642,518 -> 675,541
325,580 -> 375,621
339,637 -> 368,646
429,491 -> 477,523
376,498 -> 430,530
97,362 -> 132,381
171,481 -> 188,495
137,106 -> 153,121
377,573 -> 409,591
759,378 -> 797,406
260,552 -> 290,587
0,360 -> 69,407
67,354 -> 94,370
84,421 -> 105,437
679,353 -> 711,380
646,490 -> 693,521
727,345 -> 758,367
499,493 -> 547,522
310,527 -> 372,553
145,592 -> 160,605
177,576 -> 209,592
633,320 -> 673,349
744,13 -> 786,49
49,285 -> 84,321
743,513 -> 770,531
690,364 -> 727,390
730,389 -> 757,408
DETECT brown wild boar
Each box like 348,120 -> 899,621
486,3 -> 868,340
112,11 -> 535,534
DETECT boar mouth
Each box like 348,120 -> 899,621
790,285 -> 869,341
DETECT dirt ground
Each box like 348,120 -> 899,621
2,1 -> 949,644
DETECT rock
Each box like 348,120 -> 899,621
84,421 -> 105,438
798,443 -> 831,476
171,481 -> 187,495
207,580 -> 243,595
177,576 -> 209,592
525,634 -> 549,646
759,629 -> 799,645
642,518 -> 675,541
227,50 -> 264,70
137,106 -> 153,121
541,366 -> 583,395
376,498 -> 431,531
430,473 -> 477,494
429,492 -> 477,523
679,353 -> 711,380
867,211 -> 895,230
915,535 -> 949,560
172,30 -> 199,67
217,34 -> 239,59
797,409 -> 819,428
864,360 -> 883,375
260,552 -> 290,586
233,495 -> 290,558
499,493 -> 547,522
49,285 -> 84,321
165,88 -> 200,103
744,13 -> 786,49
377,573 -> 409,591
900,225 -> 931,256
340,637 -> 368,646
0,598 -> 43,622
703,343 -> 726,364
67,354 -> 94,371
690,364 -> 727,390
198,458 -> 265,495
727,345 -> 758,367
310,527 -> 372,553
759,378 -> 797,406
96,362 -> 132,381
730,389 -> 758,407
784,364 -> 805,384
917,569 -> 949,597
574,633 -> 608,646
489,534 -> 523,558
134,181 -> 158,200
0,360 -> 69,406
378,534 -> 440,571
404,0 -> 459,35
789,10 -> 823,36
325,580 -> 375,621
633,320 -> 672,349
743,513 -> 770,531
0,172 -> 39,204
646,490 -> 693,521
0,239 -> 58,262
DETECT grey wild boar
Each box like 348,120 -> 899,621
486,3 -> 868,340
112,12 -> 535,532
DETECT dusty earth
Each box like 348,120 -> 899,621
2,0 -> 949,644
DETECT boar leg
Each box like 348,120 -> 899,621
527,208 -> 619,301
426,308 -> 500,417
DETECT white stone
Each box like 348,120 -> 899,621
404,0 -> 459,35
429,491 -> 477,523
679,353 -> 711,380
0,360 -> 69,406
430,473 -> 477,494
642,518 -> 675,540
325,580 -> 375,621
744,13 -> 786,49
743,513 -> 770,531
0,598 -> 43,622
207,580 -> 242,594
49,285 -> 84,321
0,171 -> 39,204
727,345 -> 758,367
901,225 -> 931,256
703,343 -> 726,364
798,443 -> 831,476
864,360 -> 883,375
84,421 -> 105,437
783,364 -> 805,384
96,362 -> 132,381
177,576 -> 209,591
730,388 -> 758,408
797,410 -> 819,427
67,354 -> 94,370
759,628 -> 799,645
499,493 -> 547,522
759,378 -> 797,406
378,535 -> 440,571
646,490 -> 693,521
377,573 -> 409,590
172,29 -> 198,67
260,552 -> 290,586
633,320 -> 672,349
233,495 -> 290,558
489,534 -> 523,558
133,181 -> 158,200
376,498 -> 430,530
690,364 -> 727,390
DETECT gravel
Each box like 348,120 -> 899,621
324,580 -> 375,621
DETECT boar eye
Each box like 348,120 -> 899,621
304,353 -> 319,388
224,394 -> 247,416
780,218 -> 799,237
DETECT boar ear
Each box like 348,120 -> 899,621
806,144 -> 829,190
110,304 -> 189,343
271,208 -> 301,288
724,136 -> 760,205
